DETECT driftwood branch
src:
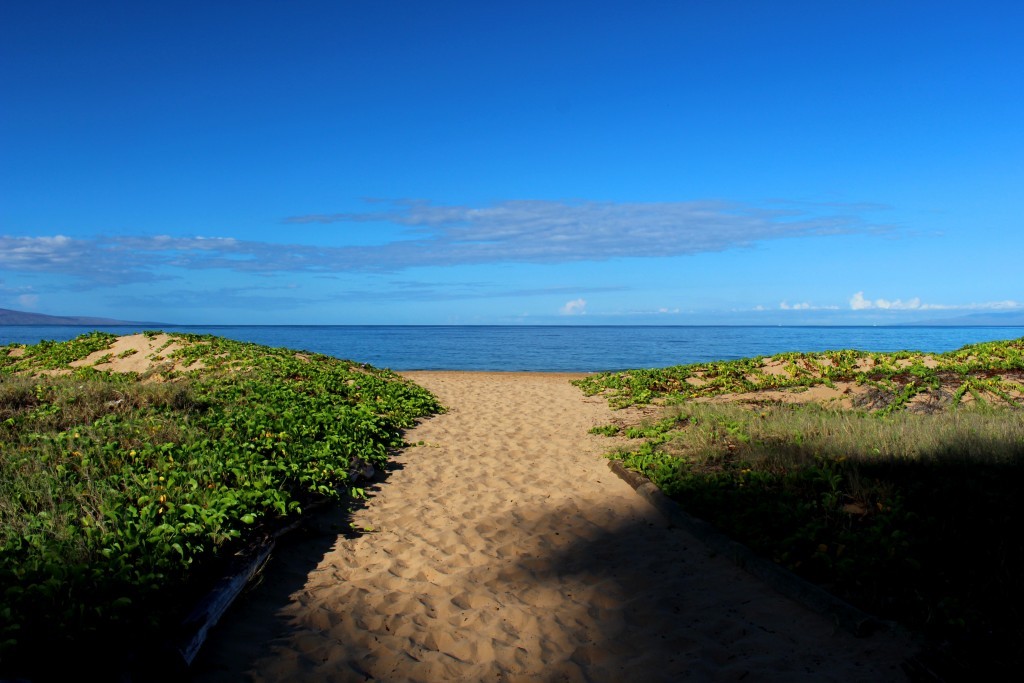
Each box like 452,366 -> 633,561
175,539 -> 275,666
171,495 -> 338,667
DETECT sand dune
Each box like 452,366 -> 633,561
191,372 -> 913,682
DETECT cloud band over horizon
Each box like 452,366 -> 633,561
1,199 -> 882,288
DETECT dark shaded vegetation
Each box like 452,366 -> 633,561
0,332 -> 442,679
578,338 -> 1024,678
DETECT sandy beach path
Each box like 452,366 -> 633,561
191,372 -> 913,682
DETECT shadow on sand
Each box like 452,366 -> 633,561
185,460 -> 405,682
186,456 -> 919,682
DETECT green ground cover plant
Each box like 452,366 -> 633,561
577,338 -> 1024,676
573,337 -> 1024,412
0,332 -> 442,677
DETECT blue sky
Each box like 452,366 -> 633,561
2,1 -> 1021,325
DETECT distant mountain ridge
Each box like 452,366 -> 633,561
0,308 -> 163,326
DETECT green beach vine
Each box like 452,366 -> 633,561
0,332 -> 443,677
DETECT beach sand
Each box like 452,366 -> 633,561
190,371 -> 914,682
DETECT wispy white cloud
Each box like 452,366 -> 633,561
0,235 -> 169,287
0,279 -> 35,294
285,199 -> 878,265
779,301 -> 840,311
560,298 -> 587,315
598,306 -> 683,317
111,284 -> 323,311
0,280 -> 39,308
17,294 -> 39,309
849,291 -> 922,310
849,291 -> 1021,311
330,283 -> 624,303
1,199 -> 884,288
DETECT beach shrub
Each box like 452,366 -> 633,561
0,332 -> 442,677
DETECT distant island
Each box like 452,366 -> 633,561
0,308 -> 163,326
907,311 -> 1024,326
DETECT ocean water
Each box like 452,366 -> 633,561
3,325 -> 1023,372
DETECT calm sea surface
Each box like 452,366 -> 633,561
2,325 -> 1023,373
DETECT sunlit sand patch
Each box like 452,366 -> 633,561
68,333 -> 205,375
855,357 -> 877,372
700,382 -> 856,409
759,359 -> 792,377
